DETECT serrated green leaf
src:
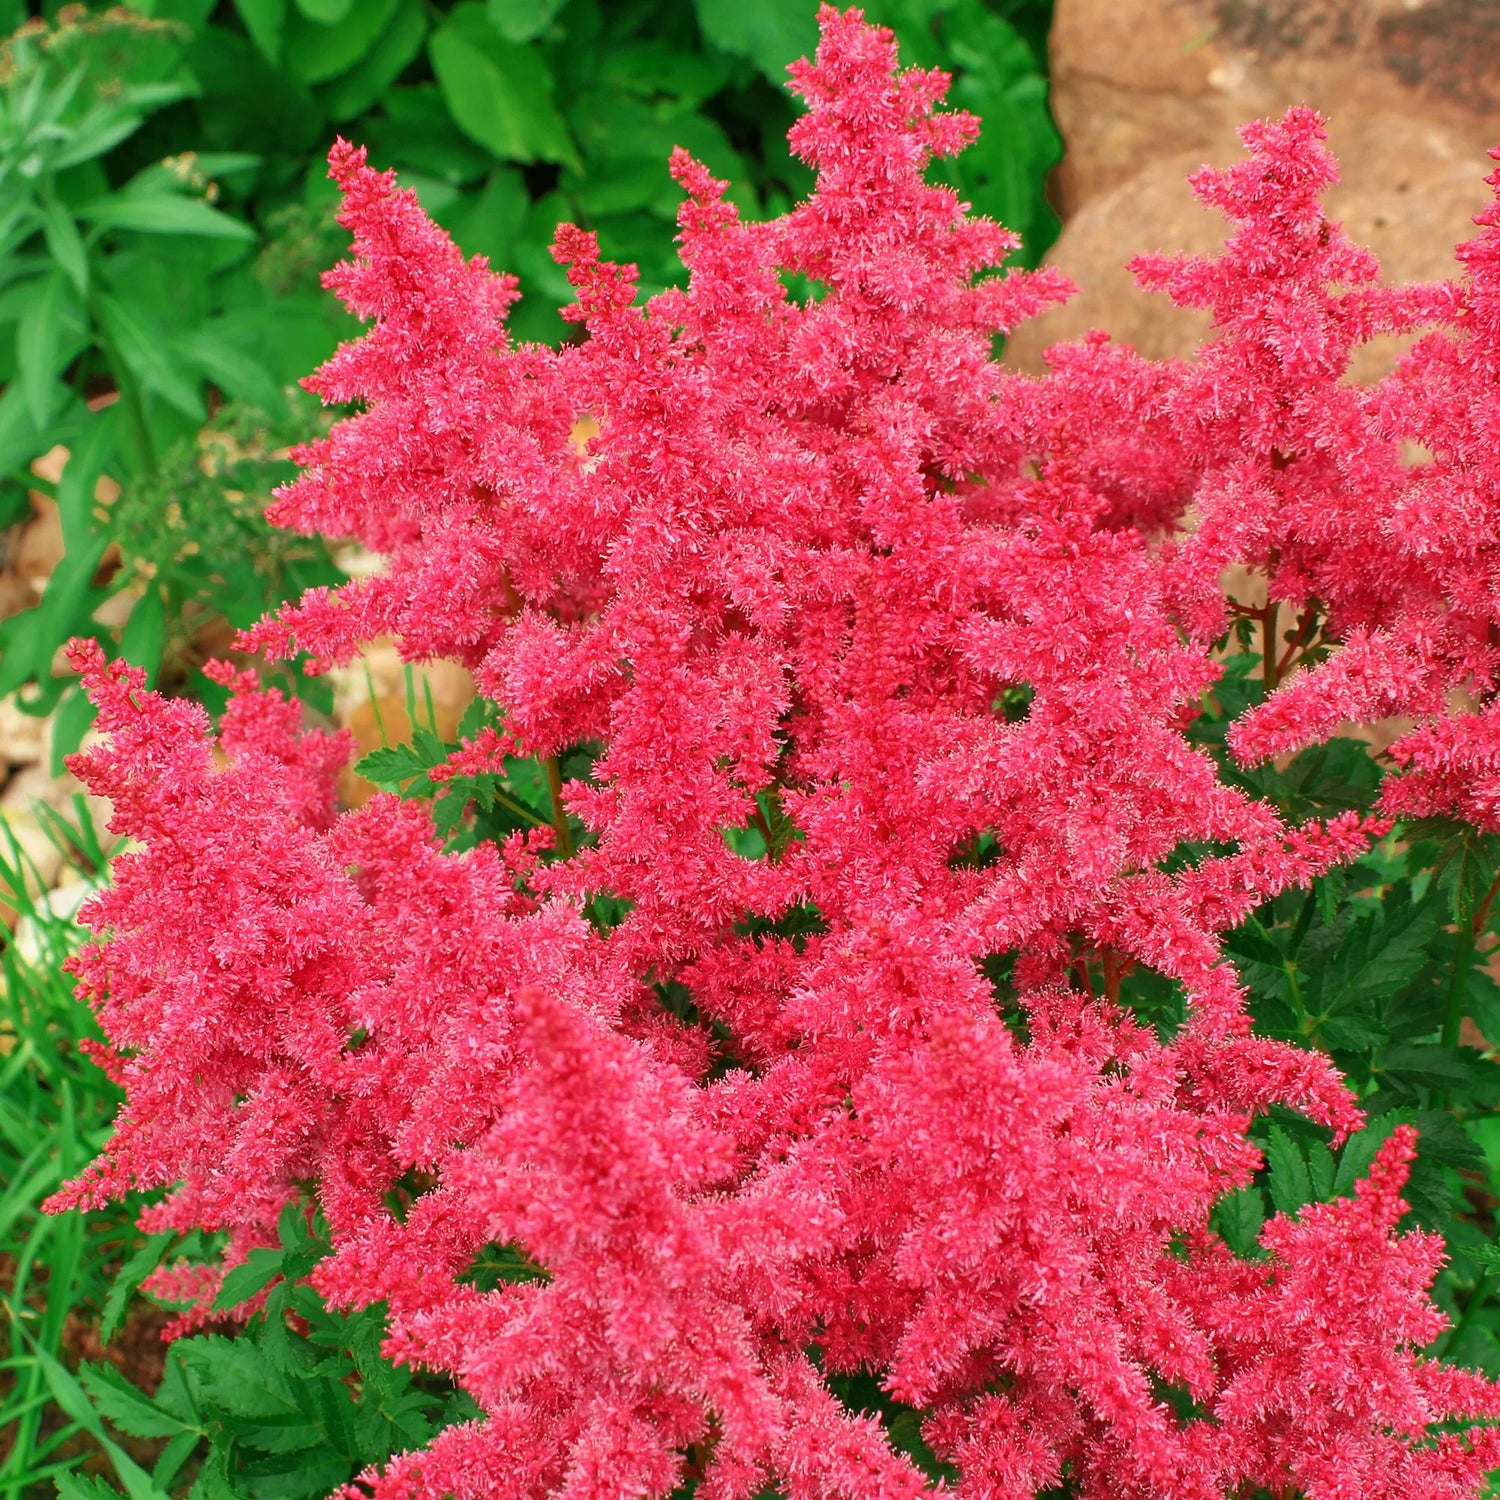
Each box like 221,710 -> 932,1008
1333,1115 -> 1407,1198
212,1245 -> 285,1311
1213,1185 -> 1266,1258
99,1230 -> 174,1346
151,1428 -> 202,1490
1306,1139 -> 1336,1201
1264,1125 -> 1313,1216
80,1362 -> 190,1441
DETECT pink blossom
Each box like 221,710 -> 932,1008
50,8 -> 1500,1499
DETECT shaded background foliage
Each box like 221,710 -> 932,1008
0,0 -> 1059,762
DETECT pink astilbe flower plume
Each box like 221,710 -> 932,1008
49,8 -> 1500,1499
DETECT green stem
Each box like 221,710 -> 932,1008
1262,600 -> 1280,694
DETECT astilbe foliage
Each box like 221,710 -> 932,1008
46,8 -> 1500,1499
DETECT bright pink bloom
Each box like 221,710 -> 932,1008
52,8 -> 1500,1499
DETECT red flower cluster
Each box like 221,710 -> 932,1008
49,8 -> 1500,1498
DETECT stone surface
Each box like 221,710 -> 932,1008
0,697 -> 45,767
1009,0 -> 1500,377
1006,112 -> 1493,377
13,495 -> 64,596
1046,0 -> 1500,218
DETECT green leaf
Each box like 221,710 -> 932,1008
1264,1125 -> 1313,1216
100,1231 -> 174,1346
1471,1242 -> 1500,1274
1306,1139 -> 1336,1202
234,0 -> 288,64
16,268 -> 71,428
96,293 -> 205,421
26,1339 -> 171,1500
319,0 -> 428,121
50,685 -> 97,777
213,1246 -> 286,1312
80,1362 -> 190,1441
78,194 -> 255,242
1333,1114 -> 1407,1198
42,196 -> 89,295
486,0 -> 566,42
50,108 -> 148,173
429,7 -> 579,169
694,0 -> 817,85
1213,1185 -> 1266,1259
172,329 -> 287,415
293,0 -> 356,20
55,406 -> 116,553
56,1477 -> 131,1500
119,586 -> 167,686
152,1429 -> 202,1491
284,0 -> 399,85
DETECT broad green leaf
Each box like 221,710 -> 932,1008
284,0 -> 399,85
55,405 -> 116,552
319,0 -> 428,121
49,685 -> 97,777
96,292 -> 205,420
49,108 -> 147,173
694,0 -> 817,85
173,328 -> 287,415
234,0 -> 288,64
487,0 -> 566,42
429,8 -> 579,169
293,0 -> 356,20
120,585 -> 167,687
0,527 -> 107,697
78,194 -> 255,242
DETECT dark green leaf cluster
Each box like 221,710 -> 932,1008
68,1205 -> 478,1500
1175,648 -> 1500,1377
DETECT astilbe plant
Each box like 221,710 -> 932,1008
43,8 -> 1500,1499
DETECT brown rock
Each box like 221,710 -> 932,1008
13,496 -> 64,595
0,697 -> 45,767
1048,0 -> 1500,218
1006,113 -> 1493,380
